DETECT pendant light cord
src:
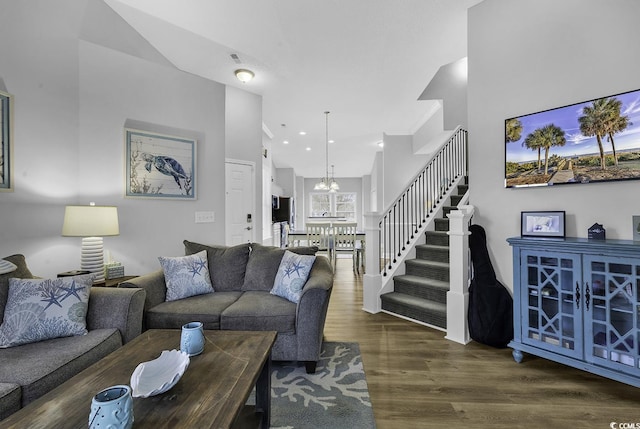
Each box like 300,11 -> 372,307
325,111 -> 330,182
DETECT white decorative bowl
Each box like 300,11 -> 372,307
130,350 -> 190,398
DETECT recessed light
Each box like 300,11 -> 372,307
306,147 -> 311,151
329,139 -> 335,143
283,140 -> 289,144
299,131 -> 306,136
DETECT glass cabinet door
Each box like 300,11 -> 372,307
521,251 -> 582,359
583,255 -> 640,374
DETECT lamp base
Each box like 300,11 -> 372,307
80,237 -> 105,283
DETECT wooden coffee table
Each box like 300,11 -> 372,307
2,329 -> 276,429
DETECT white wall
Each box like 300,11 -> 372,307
274,167 -> 295,197
370,151 -> 383,212
0,1 -> 85,275
382,134 -> 431,209
261,130 -> 273,242
295,175 -> 305,229
361,174 -> 372,222
468,0 -> 640,289
413,107 -> 445,154
78,40 -> 226,273
419,57 -> 468,130
301,177 -> 364,230
225,85 -> 264,244
0,0 -> 263,277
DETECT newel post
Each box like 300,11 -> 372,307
362,212 -> 382,313
445,205 -> 474,344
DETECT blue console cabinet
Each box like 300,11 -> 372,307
507,236 -> 640,387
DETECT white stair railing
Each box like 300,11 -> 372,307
362,128 -> 472,344
445,205 -> 474,344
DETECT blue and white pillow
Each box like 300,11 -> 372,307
0,274 -> 95,348
159,250 -> 213,302
270,251 -> 316,304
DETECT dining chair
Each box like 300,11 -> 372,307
306,222 -> 333,261
332,222 -> 359,272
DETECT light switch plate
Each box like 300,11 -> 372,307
195,211 -> 215,223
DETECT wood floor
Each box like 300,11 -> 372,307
324,259 -> 640,429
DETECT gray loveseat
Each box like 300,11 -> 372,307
0,254 -> 146,421
120,241 -> 334,373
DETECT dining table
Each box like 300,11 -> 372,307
286,230 -> 366,246
286,226 -> 366,273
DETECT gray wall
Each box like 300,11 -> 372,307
468,0 -> 640,289
0,0 -> 262,276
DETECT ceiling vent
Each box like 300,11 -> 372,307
230,53 -> 242,64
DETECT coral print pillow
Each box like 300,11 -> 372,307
271,251 -> 316,304
0,274 -> 95,348
159,250 -> 213,302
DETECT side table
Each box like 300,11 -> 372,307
94,275 -> 138,287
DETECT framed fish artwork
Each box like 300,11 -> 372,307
0,90 -> 13,192
125,128 -> 196,199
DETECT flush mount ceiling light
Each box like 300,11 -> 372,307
234,69 -> 254,83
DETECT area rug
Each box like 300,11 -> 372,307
251,342 -> 376,429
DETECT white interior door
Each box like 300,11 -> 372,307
225,161 -> 255,245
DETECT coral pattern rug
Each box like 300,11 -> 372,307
254,342 -> 376,429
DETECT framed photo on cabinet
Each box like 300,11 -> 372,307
125,128 -> 196,200
633,216 -> 640,241
521,211 -> 565,238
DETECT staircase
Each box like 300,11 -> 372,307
380,180 -> 468,330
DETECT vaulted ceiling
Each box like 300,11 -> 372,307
105,0 -> 482,178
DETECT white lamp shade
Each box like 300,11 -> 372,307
62,206 -> 119,237
314,179 -> 328,191
62,205 -> 119,283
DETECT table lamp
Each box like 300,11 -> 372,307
62,204 -> 119,283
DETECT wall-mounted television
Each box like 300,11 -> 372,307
505,87 -> 640,188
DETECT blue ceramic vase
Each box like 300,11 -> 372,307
181,321 -> 205,356
88,384 -> 133,429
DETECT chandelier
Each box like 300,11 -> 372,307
314,111 -> 340,192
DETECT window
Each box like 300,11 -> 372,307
310,192 -> 356,221
310,193 -> 331,217
334,193 -> 356,220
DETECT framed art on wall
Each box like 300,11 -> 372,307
125,128 -> 196,199
505,87 -> 640,189
0,90 -> 13,192
633,216 -> 640,241
521,211 -> 566,238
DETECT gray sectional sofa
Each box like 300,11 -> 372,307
0,254 -> 146,421
120,241 -> 334,373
